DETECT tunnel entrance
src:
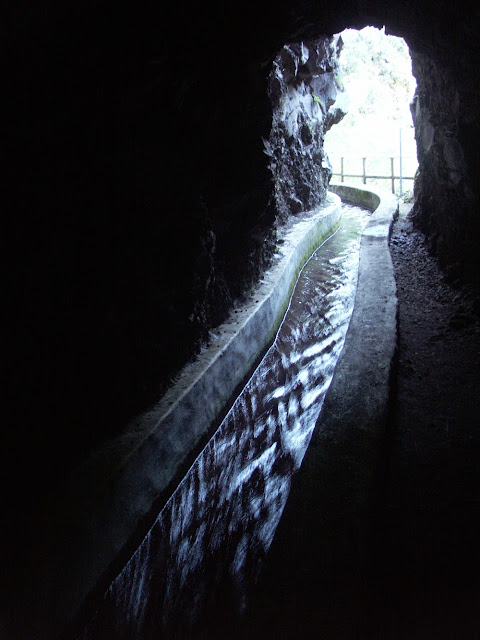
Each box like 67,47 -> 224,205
324,26 -> 417,196
265,26 -> 417,233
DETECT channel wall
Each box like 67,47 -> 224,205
55,194 -> 344,638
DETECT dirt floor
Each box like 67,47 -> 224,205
371,203 -> 480,637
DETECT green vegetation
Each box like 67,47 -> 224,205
325,27 -> 418,193
311,90 -> 325,111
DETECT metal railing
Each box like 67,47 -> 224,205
331,156 -> 417,195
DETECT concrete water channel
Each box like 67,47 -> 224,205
75,187 -> 398,639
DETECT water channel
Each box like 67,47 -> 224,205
79,202 -> 371,639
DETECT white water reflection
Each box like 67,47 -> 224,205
80,204 -> 369,639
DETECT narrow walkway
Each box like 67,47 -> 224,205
241,203 -> 480,638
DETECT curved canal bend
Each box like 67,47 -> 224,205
79,202 -> 371,639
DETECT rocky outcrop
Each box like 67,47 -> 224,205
266,37 -> 347,221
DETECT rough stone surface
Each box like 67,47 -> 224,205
267,38 -> 346,221
410,38 -> 480,286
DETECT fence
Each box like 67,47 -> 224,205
331,156 -> 417,195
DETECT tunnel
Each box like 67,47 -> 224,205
2,1 -> 479,638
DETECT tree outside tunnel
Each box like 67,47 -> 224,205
325,26 -> 418,195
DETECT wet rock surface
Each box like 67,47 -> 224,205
267,38 -> 346,221
410,44 -> 480,286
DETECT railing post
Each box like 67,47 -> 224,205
399,128 -> 403,196
329,155 -> 415,189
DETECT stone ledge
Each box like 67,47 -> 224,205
317,183 -> 399,461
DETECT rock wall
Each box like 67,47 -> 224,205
3,7 -> 281,498
410,42 -> 480,286
266,37 -> 346,221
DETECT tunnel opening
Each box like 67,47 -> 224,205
324,26 -> 418,197
263,25 -> 418,236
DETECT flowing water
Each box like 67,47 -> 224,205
79,203 -> 370,639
